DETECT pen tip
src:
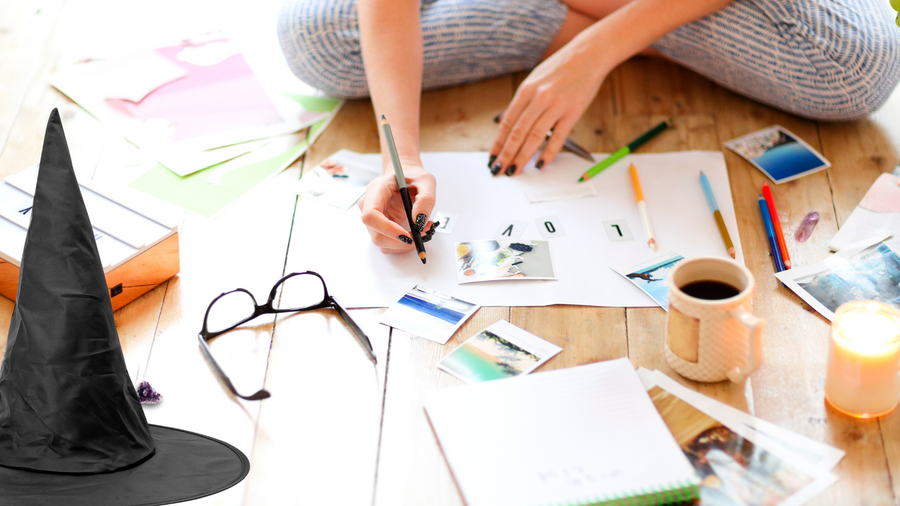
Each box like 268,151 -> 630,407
578,176 -> 584,182
648,239 -> 657,250
381,114 -> 385,120
419,252 -> 427,264
728,248 -> 736,259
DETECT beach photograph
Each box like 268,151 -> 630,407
612,251 -> 685,310
379,286 -> 479,344
725,125 -> 829,184
455,239 -> 556,283
438,321 -> 561,383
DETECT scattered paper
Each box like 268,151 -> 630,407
639,369 -> 839,506
438,320 -> 561,383
611,250 -> 685,310
829,173 -> 900,251
455,240 -> 556,283
292,149 -> 380,209
725,125 -> 830,184
288,151 -> 742,308
379,285 -> 480,344
156,138 -> 271,177
525,183 -> 597,203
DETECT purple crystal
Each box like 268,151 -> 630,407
137,381 -> 162,404
794,212 -> 819,242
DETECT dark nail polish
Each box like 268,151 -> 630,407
488,154 -> 497,168
493,113 -> 502,123
505,165 -> 517,176
422,234 -> 433,243
536,159 -> 544,170
427,222 -> 438,234
399,235 -> 412,245
491,162 -> 502,176
415,213 -> 427,231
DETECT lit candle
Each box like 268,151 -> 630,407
825,301 -> 900,418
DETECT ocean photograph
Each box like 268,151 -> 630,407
439,329 -> 540,383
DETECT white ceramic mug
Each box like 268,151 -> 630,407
665,257 -> 765,382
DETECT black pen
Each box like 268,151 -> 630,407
381,115 -> 426,264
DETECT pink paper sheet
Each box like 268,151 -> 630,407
106,40 -> 283,142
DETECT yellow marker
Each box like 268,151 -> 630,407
629,164 -> 656,251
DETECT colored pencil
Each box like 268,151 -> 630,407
762,183 -> 791,269
381,115 -> 426,264
699,171 -> 736,259
758,195 -> 785,272
578,120 -> 671,182
629,164 -> 656,250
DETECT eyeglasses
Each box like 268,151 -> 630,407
198,271 -> 376,400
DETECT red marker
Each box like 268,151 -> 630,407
762,184 -> 791,269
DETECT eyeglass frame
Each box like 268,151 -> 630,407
197,271 -> 376,401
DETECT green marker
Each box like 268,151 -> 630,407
578,120 -> 671,182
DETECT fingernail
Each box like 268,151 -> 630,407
505,164 -> 517,176
399,235 -> 412,244
490,162 -> 502,176
427,222 -> 438,234
536,159 -> 544,170
415,213 -> 427,231
488,154 -> 497,168
493,113 -> 502,123
423,234 -> 433,243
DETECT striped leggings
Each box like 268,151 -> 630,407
277,0 -> 900,121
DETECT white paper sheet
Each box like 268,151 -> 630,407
423,359 -> 699,506
289,151 -> 743,308
829,173 -> 900,251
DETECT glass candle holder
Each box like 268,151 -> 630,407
824,301 -> 900,418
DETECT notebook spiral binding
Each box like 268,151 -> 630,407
568,479 -> 699,506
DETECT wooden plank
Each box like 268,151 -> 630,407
712,85 -> 893,504
613,57 -> 718,117
142,166 -> 300,506
0,0 -> 65,160
510,306 -> 627,368
244,306 -> 389,505
374,75 -> 516,506
374,307 -> 508,506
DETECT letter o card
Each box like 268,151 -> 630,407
535,216 -> 566,239
495,219 -> 527,240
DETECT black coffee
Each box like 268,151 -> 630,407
679,280 -> 741,300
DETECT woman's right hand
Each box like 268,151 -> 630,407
358,161 -> 437,254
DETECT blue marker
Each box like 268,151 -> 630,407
758,195 -> 785,272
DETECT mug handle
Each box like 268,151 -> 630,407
726,307 -> 766,382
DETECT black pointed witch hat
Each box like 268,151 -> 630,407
0,110 -> 249,506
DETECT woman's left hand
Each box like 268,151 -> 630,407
489,38 -> 611,176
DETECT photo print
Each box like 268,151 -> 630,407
455,239 -> 556,283
612,250 -> 685,310
725,125 -> 830,184
641,371 -> 838,506
777,239 -> 900,321
379,285 -> 480,344
438,320 -> 561,383
292,149 -> 380,209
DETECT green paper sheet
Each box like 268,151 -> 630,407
128,95 -> 341,218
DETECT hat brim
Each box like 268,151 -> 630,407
0,425 -> 250,506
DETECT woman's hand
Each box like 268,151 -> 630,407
489,36 -> 611,176
358,161 -> 437,254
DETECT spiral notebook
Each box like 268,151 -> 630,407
423,358 -> 700,506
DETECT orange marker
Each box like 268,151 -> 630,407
762,183 -> 791,269
629,164 -> 656,250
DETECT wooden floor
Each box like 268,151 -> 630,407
2,1 -> 900,505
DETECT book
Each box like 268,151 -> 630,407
423,358 -> 700,506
